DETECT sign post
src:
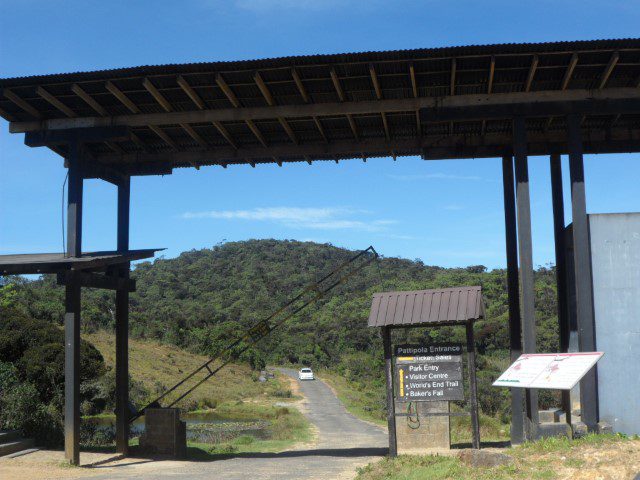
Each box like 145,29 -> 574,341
393,337 -> 480,450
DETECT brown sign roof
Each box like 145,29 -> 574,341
368,286 -> 484,327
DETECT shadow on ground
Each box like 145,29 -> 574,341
188,446 -> 389,462
69,445 -> 389,467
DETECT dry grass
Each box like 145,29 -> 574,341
85,331 -> 284,409
356,434 -> 640,480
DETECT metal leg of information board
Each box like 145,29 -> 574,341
466,321 -> 481,449
382,326 -> 397,457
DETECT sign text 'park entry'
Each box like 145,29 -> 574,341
395,343 -> 464,401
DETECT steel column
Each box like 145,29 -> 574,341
501,155 -> 525,444
512,117 -> 539,440
64,142 -> 83,465
550,154 -> 572,424
567,114 -> 598,431
382,326 -> 397,457
466,321 -> 481,449
115,176 -> 131,454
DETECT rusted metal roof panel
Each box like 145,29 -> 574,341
367,286 -> 484,327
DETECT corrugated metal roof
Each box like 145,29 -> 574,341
1,38 -> 638,85
368,286 -> 484,327
0,38 -> 638,173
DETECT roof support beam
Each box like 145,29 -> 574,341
409,63 -> 421,135
548,53 -> 579,129
313,117 -> 328,143
330,68 -> 346,102
70,85 -> 123,153
72,84 -> 108,116
143,78 -> 205,159
245,119 -> 268,148
254,72 -> 297,144
142,79 -> 173,112
106,81 -> 140,113
421,96 -> 640,122
106,81 -> 154,152
0,106 -> 16,122
347,115 -> 359,141
96,126 -> 640,168
148,125 -> 177,149
482,57 -> 496,134
24,126 -> 130,147
524,55 -> 539,92
369,64 -> 390,140
450,58 -> 457,96
291,68 -> 310,103
212,121 -> 238,149
330,68 -> 359,140
10,88 -> 640,133
177,75 -> 206,109
450,58 -> 456,133
36,87 -> 77,118
2,89 -> 42,118
598,51 -> 619,89
177,76 -> 238,150
561,53 -> 579,90
217,73 -> 267,147
292,68 -> 327,142
487,56 -> 496,94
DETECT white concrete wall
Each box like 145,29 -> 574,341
589,213 -> 640,435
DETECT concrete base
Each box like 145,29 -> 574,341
395,401 -> 450,454
139,408 -> 186,459
597,421 -> 613,435
458,449 -> 513,467
538,409 -> 564,423
571,421 -> 588,438
536,422 -> 572,440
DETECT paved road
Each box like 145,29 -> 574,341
92,369 -> 388,480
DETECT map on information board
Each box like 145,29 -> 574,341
493,352 -> 603,390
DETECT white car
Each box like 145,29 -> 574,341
298,367 -> 315,380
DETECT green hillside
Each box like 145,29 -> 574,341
5,239 -> 562,421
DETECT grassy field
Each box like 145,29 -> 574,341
84,332 -> 313,454
355,434 -> 640,480
85,331 -> 293,409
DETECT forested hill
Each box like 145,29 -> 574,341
8,239 -> 559,369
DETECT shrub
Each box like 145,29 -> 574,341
0,381 -> 63,446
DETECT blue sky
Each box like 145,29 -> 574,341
1,0 -> 639,268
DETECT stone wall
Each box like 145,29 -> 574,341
139,408 -> 187,459
395,400 -> 450,453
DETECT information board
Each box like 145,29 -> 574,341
493,352 -> 604,390
395,343 -> 464,401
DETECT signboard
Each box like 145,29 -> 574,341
493,352 -> 604,390
395,343 -> 464,401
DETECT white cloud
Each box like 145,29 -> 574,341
182,206 -> 395,232
387,173 -> 483,181
381,233 -> 418,241
443,204 -> 464,211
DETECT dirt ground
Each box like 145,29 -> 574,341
528,438 -> 640,480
